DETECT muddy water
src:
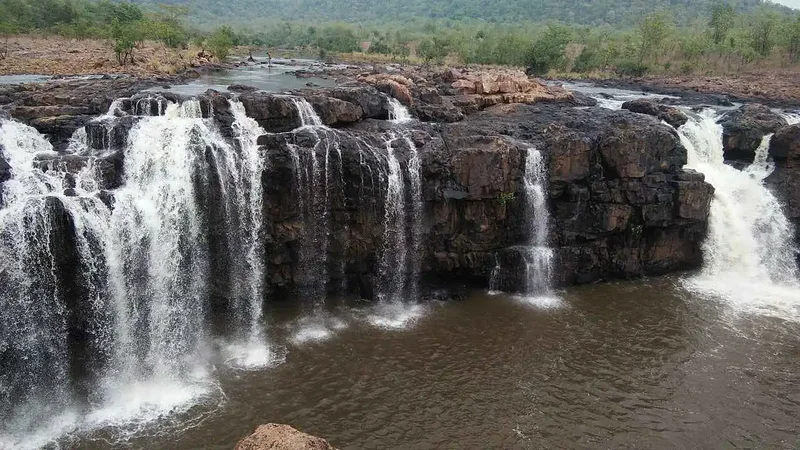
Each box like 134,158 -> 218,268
75,277 -> 800,449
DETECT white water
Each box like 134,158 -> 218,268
291,97 -> 323,127
679,110 -> 800,321
519,148 -> 559,307
388,98 -> 413,123
0,99 -> 284,447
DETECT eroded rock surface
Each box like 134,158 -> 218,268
719,103 -> 786,163
765,123 -> 800,262
622,98 -> 688,128
3,76 -> 715,297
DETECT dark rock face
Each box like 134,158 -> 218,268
622,98 -> 688,128
85,116 -> 140,153
765,123 -> 800,262
421,104 -> 712,288
4,77 -> 161,151
4,81 -> 715,298
718,103 -> 787,163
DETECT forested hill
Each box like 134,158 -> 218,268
142,0 -> 792,26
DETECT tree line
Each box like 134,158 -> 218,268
2,0 -> 800,76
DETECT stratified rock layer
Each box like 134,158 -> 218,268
3,77 -> 715,298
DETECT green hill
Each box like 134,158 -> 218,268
139,0 -> 792,27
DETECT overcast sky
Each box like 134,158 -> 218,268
772,0 -> 800,9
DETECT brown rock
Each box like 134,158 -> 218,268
375,79 -> 413,106
235,424 -> 337,450
451,79 -> 476,95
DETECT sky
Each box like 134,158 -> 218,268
772,0 -> 800,8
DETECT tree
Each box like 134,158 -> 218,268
786,16 -> 800,61
709,3 -> 736,45
418,36 -> 449,63
208,25 -> 236,60
526,24 -> 572,75
750,11 -> 778,58
638,11 -> 673,63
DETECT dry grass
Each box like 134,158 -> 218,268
0,35 -> 208,76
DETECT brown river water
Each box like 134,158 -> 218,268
74,277 -> 800,450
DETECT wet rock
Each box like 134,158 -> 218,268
718,103 -> 786,163
85,116 -> 139,152
767,123 -> 800,166
318,86 -> 388,119
228,84 -> 259,92
235,424 -> 337,450
765,123 -> 800,262
622,98 -> 688,128
239,93 -> 301,132
374,78 -> 413,106
304,96 -> 363,126
0,146 -> 10,183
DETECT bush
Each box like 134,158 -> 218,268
526,24 -> 572,75
615,60 -> 650,77
208,25 -> 236,60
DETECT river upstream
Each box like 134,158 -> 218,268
1,67 -> 799,449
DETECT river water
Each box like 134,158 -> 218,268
68,277 -> 800,449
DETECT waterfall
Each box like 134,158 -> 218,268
286,98 -> 335,308
388,98 -> 413,123
378,133 -> 408,302
369,131 -> 425,328
520,148 -> 558,305
679,110 -> 800,320
220,100 -> 275,368
0,119 -> 115,448
0,98 -> 284,446
291,97 -> 323,127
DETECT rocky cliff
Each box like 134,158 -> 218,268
766,123 -> 800,264
0,74 -> 715,301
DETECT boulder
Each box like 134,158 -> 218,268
622,98 -> 688,128
767,123 -> 800,167
718,103 -> 786,163
321,86 -> 388,119
304,96 -> 363,126
235,424 -> 337,450
375,79 -> 413,106
239,93 -> 302,132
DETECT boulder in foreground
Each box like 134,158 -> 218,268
235,423 -> 337,450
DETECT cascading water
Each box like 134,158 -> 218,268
679,110 -> 800,320
519,148 -> 558,306
388,98 -> 413,123
369,122 -> 426,328
0,98 -> 283,447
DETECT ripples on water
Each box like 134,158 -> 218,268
68,278 -> 800,450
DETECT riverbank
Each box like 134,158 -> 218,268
0,36 -> 220,77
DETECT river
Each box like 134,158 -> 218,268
70,278 -> 800,449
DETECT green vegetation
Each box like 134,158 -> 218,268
1,0 -> 800,77
126,0 -> 790,28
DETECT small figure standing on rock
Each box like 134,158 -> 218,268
248,51 -> 255,63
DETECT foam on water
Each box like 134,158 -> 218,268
365,301 -> 427,330
679,109 -> 800,322
289,314 -> 348,345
